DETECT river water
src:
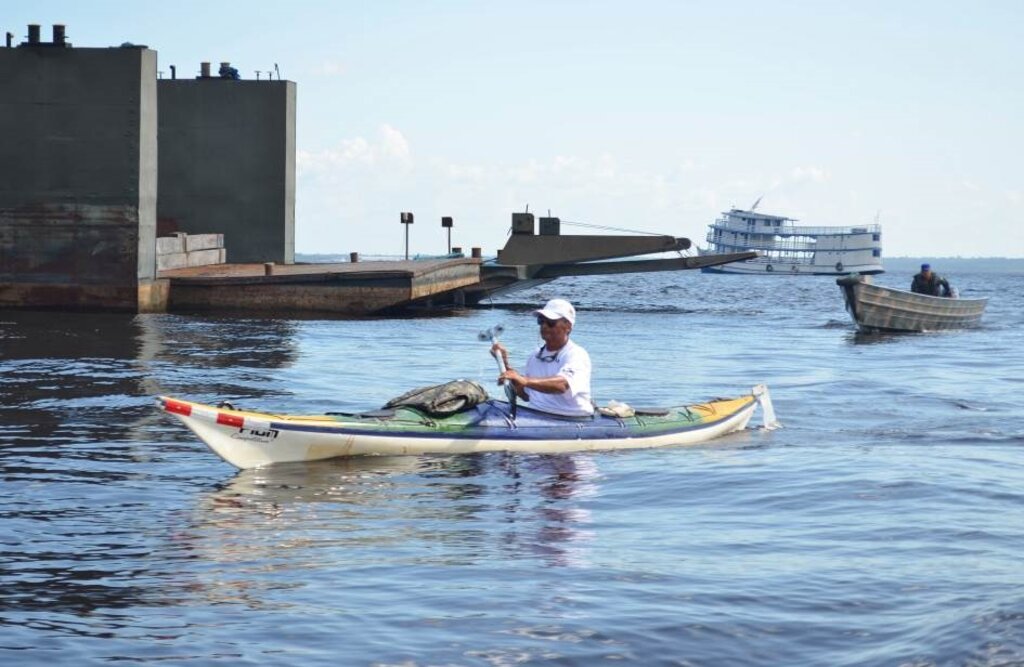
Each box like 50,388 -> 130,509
1,266 -> 1022,666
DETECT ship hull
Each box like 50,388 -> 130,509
700,256 -> 884,276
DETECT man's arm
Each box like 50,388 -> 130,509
499,369 -> 569,397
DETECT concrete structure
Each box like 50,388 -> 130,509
156,233 -> 226,271
0,27 -> 163,311
157,78 -> 296,264
464,211 -> 758,302
497,212 -> 690,266
0,27 -> 752,318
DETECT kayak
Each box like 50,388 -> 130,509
157,385 -> 778,469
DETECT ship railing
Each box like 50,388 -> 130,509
784,224 -> 880,236
755,255 -> 815,265
708,240 -> 882,256
709,222 -> 881,237
706,234 -> 819,252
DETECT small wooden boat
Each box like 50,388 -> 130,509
157,385 -> 778,469
836,274 -> 987,333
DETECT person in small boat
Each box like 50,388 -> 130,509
910,263 -> 953,297
491,298 -> 594,417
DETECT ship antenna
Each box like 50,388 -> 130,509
750,195 -> 763,211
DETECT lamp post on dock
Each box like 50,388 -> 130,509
441,216 -> 453,255
400,212 -> 414,260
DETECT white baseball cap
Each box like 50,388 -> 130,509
534,298 -> 576,326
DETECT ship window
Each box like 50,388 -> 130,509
873,233 -> 880,241
873,249 -> 881,257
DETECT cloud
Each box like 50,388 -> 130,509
297,128 -> 764,215
505,155 -> 617,187
295,128 -> 854,252
312,60 -> 348,77
790,166 -> 829,183
379,125 -> 412,163
297,124 -> 412,174
440,161 -> 486,185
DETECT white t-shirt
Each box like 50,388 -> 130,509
522,339 -> 593,416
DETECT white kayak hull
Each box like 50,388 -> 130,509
159,386 -> 777,469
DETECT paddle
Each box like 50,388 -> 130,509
478,324 -> 517,419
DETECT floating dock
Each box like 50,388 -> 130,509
160,258 -> 481,315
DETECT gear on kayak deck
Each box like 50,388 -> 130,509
382,379 -> 490,417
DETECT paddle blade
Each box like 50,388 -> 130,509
752,384 -> 781,430
477,324 -> 505,342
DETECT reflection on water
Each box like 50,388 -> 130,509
848,330 -> 911,345
848,328 -> 990,346
192,454 -> 599,575
0,311 -> 308,627
490,454 -> 599,568
0,312 -> 302,472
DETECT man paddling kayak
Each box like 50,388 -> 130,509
491,298 -> 594,417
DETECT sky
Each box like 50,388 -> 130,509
9,1 -> 1024,257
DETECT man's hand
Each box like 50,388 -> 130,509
498,368 -> 527,390
490,342 -> 510,368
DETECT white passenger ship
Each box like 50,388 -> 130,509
699,205 -> 884,275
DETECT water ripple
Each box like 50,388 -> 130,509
2,269 -> 1024,664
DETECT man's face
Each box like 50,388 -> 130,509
538,316 -> 571,347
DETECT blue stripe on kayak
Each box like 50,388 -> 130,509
262,400 -> 756,441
